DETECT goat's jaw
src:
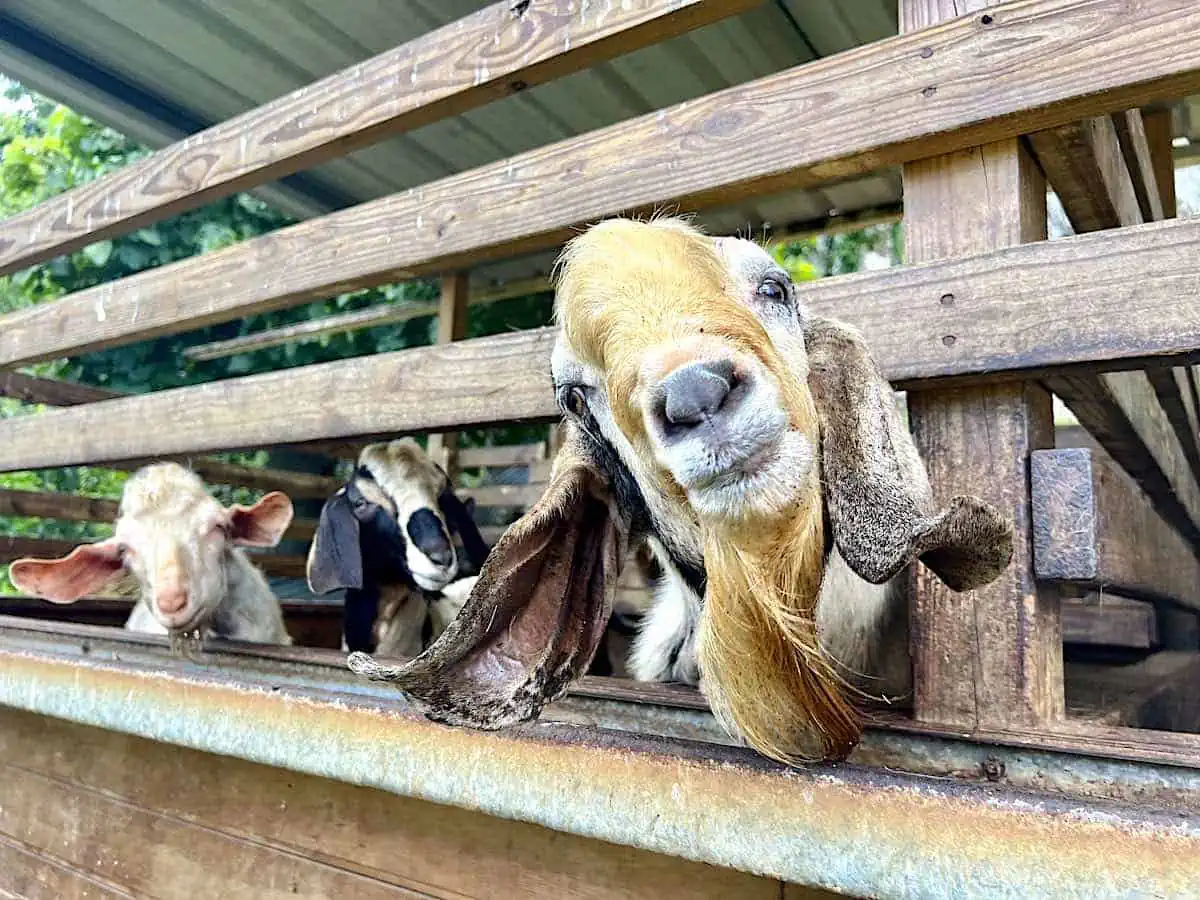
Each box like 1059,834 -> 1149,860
684,428 -> 816,524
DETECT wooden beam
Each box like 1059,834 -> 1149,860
0,0 -> 758,278
1068,651 -> 1200,731
426,272 -> 471,473
1031,448 -> 1200,609
1062,595 -> 1158,650
1112,110 -> 1167,222
182,275 -> 553,363
0,488 -> 118,524
0,372 -> 119,406
1143,108 -> 1178,217
1028,107 -> 1200,543
901,0 -> 1061,730
179,206 -> 904,365
5,0 -> 1200,368
1027,116 -> 1142,233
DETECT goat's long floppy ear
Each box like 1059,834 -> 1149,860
349,427 -> 628,729
438,484 -> 490,569
806,316 -> 1013,591
9,539 -> 125,604
306,490 -> 364,595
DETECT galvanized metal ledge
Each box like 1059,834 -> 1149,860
0,646 -> 1197,899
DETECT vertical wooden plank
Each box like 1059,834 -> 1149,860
901,0 -> 1063,729
1143,108 -> 1178,218
425,271 -> 470,474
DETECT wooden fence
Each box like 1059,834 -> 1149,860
2,0 -> 1200,894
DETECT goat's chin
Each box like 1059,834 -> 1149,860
683,430 -> 815,525
411,569 -> 454,592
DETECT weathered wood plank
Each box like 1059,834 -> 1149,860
425,272 -> 470,474
1031,448 -> 1200,609
0,372 -> 118,406
0,0 -> 757,278
0,707 -> 793,900
1112,109 -> 1166,223
0,487 -> 118,523
465,483 -> 546,508
0,832 -> 134,900
1027,116 -> 1142,233
902,0 -> 1062,730
1145,365 -> 1200,484
0,760 -> 422,899
183,275 -> 552,363
1143,107 -> 1178,217
5,0 -> 1200,367
1067,651 -> 1200,731
1045,370 -> 1200,547
1062,594 -> 1158,649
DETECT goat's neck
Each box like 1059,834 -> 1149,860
211,548 -> 292,645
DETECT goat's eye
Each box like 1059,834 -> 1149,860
351,497 -> 368,512
756,276 -> 789,304
559,385 -> 588,419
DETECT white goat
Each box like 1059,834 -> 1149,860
11,463 -> 294,646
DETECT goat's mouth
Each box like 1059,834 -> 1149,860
676,427 -> 815,522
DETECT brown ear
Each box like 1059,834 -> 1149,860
348,430 -> 628,728
8,539 -> 126,604
805,316 -> 1013,591
229,491 -> 294,548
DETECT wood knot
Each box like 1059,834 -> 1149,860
920,47 -> 933,59
980,13 -> 994,25
940,293 -> 955,307
511,0 -> 531,16
942,334 -> 957,347
921,86 -> 937,99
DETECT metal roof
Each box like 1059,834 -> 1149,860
0,1 -> 1193,289
0,0 -> 905,288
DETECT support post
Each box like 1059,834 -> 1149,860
426,272 -> 470,476
901,0 -> 1062,729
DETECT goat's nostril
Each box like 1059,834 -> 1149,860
660,359 -> 737,428
427,546 -> 454,567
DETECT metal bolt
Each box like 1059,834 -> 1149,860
940,293 -> 955,306
982,756 -> 1006,782
922,86 -> 938,99
942,334 -> 957,347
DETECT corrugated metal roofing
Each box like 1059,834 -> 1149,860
0,1 -> 1192,288
0,0 -> 903,287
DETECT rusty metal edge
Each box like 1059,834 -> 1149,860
0,645 -> 1198,898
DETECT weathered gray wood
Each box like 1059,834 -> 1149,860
0,0 -> 757,278
1112,109 -> 1167,223
1031,448 -> 1200,609
1067,651 -> 1200,732
1062,595 -> 1158,649
4,0 -> 1200,368
0,372 -> 119,406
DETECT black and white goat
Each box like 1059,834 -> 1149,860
306,439 -> 488,657
11,462 -> 294,646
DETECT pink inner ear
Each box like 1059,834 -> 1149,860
9,540 -> 125,604
229,491 -> 295,548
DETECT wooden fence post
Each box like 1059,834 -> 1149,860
900,0 -> 1062,729
426,271 -> 470,476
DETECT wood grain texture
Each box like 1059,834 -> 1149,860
1067,651 -> 1200,731
0,330 -> 557,472
183,275 -> 553,363
0,707 -> 799,900
1143,108 -> 1178,217
1045,370 -> 1200,546
1112,109 -> 1166,222
1030,448 -> 1200,609
0,832 -> 134,900
425,271 -> 470,473
5,0 -> 1200,367
0,487 -> 118,523
1062,594 -> 1158,649
902,0 -> 1062,730
0,0 -> 757,278
1027,116 -> 1143,233
0,372 -> 118,406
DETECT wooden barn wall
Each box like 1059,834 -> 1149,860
0,707 -> 836,899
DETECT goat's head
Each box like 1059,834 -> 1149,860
348,218 -> 1013,761
307,439 -> 487,598
10,463 -> 294,634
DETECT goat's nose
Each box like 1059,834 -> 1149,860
156,587 -> 188,615
426,545 -> 454,567
659,359 -> 737,429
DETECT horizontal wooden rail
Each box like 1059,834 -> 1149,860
179,206 -> 901,364
3,0 -> 1200,369
182,276 -> 553,363
9,209 -> 1200,469
1062,595 -> 1158,649
0,489 -> 118,524
0,372 -> 119,406
0,0 -> 756,278
1031,448 -> 1200,610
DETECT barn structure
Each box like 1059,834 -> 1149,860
0,1 -> 1199,896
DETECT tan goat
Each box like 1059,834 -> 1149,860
348,218 -> 1012,762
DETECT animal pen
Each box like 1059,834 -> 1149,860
0,0 -> 1199,896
